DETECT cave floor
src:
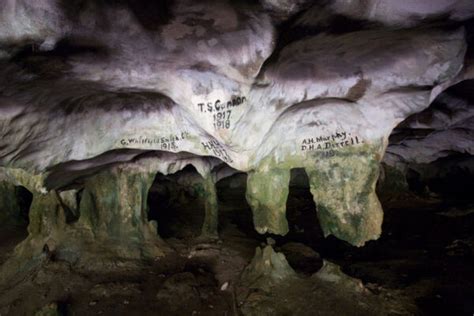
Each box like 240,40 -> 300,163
323,197 -> 474,316
0,192 -> 473,316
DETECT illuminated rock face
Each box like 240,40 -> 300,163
0,0 -> 472,252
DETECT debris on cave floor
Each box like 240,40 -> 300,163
0,228 -> 416,316
0,197 -> 473,315
238,244 -> 415,316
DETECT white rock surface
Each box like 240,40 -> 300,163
0,1 -> 467,177
298,0 -> 474,27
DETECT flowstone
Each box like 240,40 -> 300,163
0,188 -> 65,285
244,141 -> 384,246
78,166 -> 157,243
0,162 -> 176,281
71,164 -> 167,263
23,191 -> 66,251
306,148 -> 384,246
246,169 -> 291,235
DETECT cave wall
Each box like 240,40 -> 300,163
384,80 -> 474,199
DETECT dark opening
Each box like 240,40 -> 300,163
53,189 -> 83,224
14,185 -> 33,226
0,186 -> 32,266
406,168 -> 426,195
147,165 -> 205,239
424,154 -> 474,201
284,168 -> 321,246
215,172 -> 259,240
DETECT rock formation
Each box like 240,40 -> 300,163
0,0 -> 472,268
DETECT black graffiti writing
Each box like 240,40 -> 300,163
197,96 -> 246,113
213,110 -> 232,129
120,131 -> 190,150
201,139 -> 233,163
300,132 -> 363,154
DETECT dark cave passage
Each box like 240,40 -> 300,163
0,184 -> 33,230
14,185 -> 33,227
215,172 -> 257,239
147,165 -> 206,239
420,154 -> 474,202
0,185 -> 32,266
284,168 -> 321,244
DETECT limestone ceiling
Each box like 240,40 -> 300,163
0,0 -> 472,186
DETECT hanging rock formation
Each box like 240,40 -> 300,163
0,0 -> 473,265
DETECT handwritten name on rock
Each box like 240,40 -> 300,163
197,96 -> 246,113
301,131 -> 363,155
197,96 -> 247,130
201,139 -> 233,163
120,132 -> 190,150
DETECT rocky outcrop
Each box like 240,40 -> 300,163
241,244 -> 296,291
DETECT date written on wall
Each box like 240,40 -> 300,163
197,96 -> 247,130
201,139 -> 233,163
120,132 -> 189,151
301,131 -> 363,158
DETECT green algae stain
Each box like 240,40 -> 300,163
246,168 -> 290,235
246,140 -> 384,246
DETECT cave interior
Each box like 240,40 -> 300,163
0,1 -> 474,315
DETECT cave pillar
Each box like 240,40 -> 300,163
306,153 -> 383,246
0,189 -> 66,284
27,191 -> 66,238
246,168 -> 290,235
77,165 -> 159,246
7,189 -> 67,260
197,175 -> 219,238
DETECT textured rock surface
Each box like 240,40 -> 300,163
279,242 -> 323,275
241,244 -> 296,291
386,89 -> 474,167
0,0 -> 473,255
384,80 -> 474,197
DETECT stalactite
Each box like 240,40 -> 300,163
246,168 -> 291,235
306,153 -> 383,246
